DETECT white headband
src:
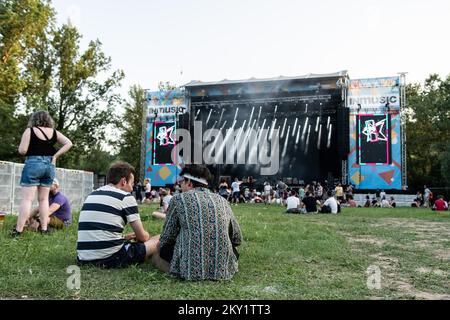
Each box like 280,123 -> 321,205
181,173 -> 208,186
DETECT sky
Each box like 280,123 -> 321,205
52,0 -> 450,99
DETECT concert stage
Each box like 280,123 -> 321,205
143,72 -> 406,190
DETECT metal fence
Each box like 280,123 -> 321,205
0,161 -> 93,214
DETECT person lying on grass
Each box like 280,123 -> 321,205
151,164 -> 243,281
28,178 -> 71,231
76,161 -> 160,269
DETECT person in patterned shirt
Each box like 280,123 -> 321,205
151,165 -> 243,281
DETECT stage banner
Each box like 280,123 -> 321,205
357,114 -> 391,165
347,77 -> 402,190
143,90 -> 186,186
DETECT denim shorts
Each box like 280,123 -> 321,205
20,156 -> 55,187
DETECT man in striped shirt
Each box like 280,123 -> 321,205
77,161 -> 159,268
151,164 -> 243,280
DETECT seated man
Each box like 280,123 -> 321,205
285,191 -> 301,213
151,164 -> 243,281
302,192 -> 318,213
28,178 -> 71,231
319,191 -> 338,214
76,161 -> 159,269
433,195 -> 448,211
152,188 -> 173,220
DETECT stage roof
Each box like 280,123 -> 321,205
184,71 -> 348,88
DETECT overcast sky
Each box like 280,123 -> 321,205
52,0 -> 450,96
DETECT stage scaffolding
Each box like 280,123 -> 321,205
399,72 -> 408,189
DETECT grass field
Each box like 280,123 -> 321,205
0,204 -> 449,300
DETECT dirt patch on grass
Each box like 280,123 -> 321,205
416,267 -> 448,276
348,237 -> 386,246
391,280 -> 450,300
369,253 -> 450,300
369,218 -> 450,261
371,218 -> 449,233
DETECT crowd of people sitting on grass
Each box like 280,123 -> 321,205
132,178 -> 360,214
133,177 -> 450,213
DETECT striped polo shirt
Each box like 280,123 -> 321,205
77,185 -> 140,261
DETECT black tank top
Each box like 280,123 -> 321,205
25,127 -> 58,156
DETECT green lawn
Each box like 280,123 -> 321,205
0,204 -> 449,300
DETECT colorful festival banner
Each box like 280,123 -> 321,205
347,77 -> 402,190
143,90 -> 186,186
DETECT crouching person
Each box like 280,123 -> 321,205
77,161 -> 159,268
151,165 -> 243,280
28,178 -> 72,231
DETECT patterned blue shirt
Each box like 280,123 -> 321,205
159,187 -> 242,281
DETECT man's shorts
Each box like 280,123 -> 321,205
48,216 -> 71,229
233,192 -> 240,199
77,242 -> 146,269
159,243 -> 174,263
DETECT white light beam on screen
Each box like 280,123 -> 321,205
204,120 -> 218,142
268,118 -> 277,141
315,116 -> 320,132
317,124 -> 322,150
218,108 -> 225,125
205,109 -> 213,124
281,118 -> 287,138
327,124 -> 333,148
302,117 -> 309,138
233,107 -> 239,121
248,106 -> 255,128
260,118 -> 266,131
216,119 -> 237,155
304,124 -> 311,155
295,124 -> 301,144
292,118 -> 298,137
243,119 -> 257,145
282,126 -> 291,157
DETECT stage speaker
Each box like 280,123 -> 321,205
337,107 -> 350,159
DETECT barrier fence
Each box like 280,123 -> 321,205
0,161 -> 93,214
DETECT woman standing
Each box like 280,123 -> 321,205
12,111 -> 72,236
143,178 -> 152,203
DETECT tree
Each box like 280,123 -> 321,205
405,74 -> 450,189
21,24 -> 125,168
0,1 -> 124,169
116,85 -> 146,180
78,145 -> 116,175
0,0 -> 54,161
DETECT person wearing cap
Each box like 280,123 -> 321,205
151,164 -> 243,281
28,178 -> 72,231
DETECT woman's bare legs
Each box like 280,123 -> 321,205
16,186 -> 37,232
37,186 -> 51,231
